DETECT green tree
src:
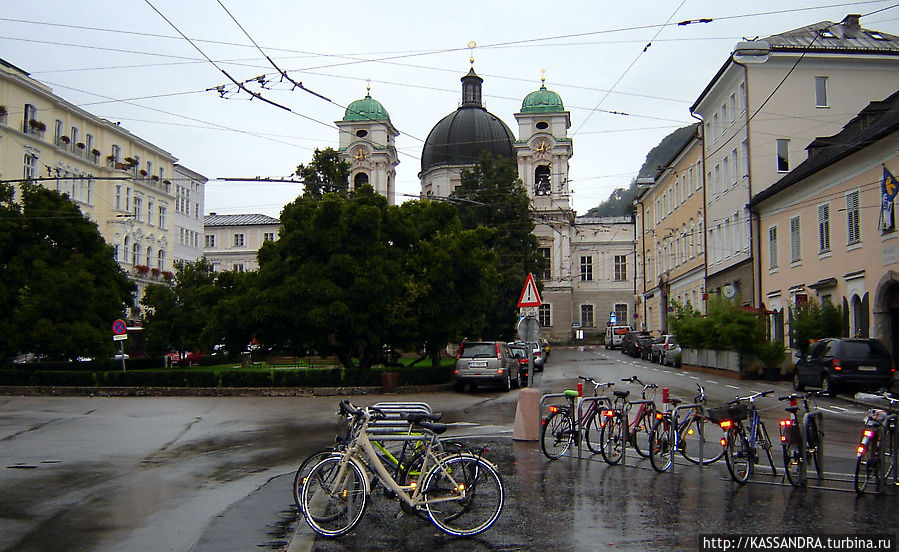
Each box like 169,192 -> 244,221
669,296 -> 763,352
256,186 -> 404,373
0,182 -> 135,361
790,299 -> 842,356
296,148 -> 350,199
453,153 -> 544,339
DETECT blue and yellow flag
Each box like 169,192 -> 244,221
883,165 -> 897,202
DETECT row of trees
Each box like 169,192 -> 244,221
141,151 -> 543,373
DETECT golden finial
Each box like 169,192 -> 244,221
468,41 -> 477,66
365,77 -> 371,95
540,69 -> 546,86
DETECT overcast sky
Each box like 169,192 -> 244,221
3,1 -> 898,218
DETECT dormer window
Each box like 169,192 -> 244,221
820,29 -> 836,38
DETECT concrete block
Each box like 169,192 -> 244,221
513,387 -> 541,441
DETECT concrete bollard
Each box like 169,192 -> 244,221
513,387 -> 541,441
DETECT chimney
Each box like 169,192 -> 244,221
841,14 -> 861,31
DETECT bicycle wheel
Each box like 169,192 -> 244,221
854,444 -> 881,495
599,413 -> 625,465
293,447 -> 340,511
679,413 -> 725,465
422,454 -> 504,537
540,410 -> 573,460
782,440 -> 804,488
807,418 -> 824,482
724,428 -> 752,484
631,407 -> 655,458
301,456 -> 368,537
584,409 -> 605,454
648,417 -> 673,473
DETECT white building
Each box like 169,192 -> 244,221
171,164 -> 206,265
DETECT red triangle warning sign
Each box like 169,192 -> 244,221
517,273 -> 542,307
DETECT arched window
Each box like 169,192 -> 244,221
123,237 -> 130,263
354,172 -> 369,189
146,247 -> 153,267
132,243 -> 141,266
157,250 -> 166,271
534,165 -> 551,196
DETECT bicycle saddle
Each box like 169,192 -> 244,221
784,406 -> 799,414
417,421 -> 448,434
613,390 -> 630,399
405,412 -> 443,423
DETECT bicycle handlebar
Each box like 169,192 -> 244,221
694,383 -> 706,403
777,391 -> 828,402
579,376 -> 614,388
729,390 -> 774,404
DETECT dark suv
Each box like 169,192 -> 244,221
454,341 -> 522,392
793,338 -> 894,394
620,330 -> 651,358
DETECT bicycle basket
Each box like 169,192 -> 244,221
706,404 -> 748,424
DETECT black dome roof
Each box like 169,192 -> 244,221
420,68 -> 516,173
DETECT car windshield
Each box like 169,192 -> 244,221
460,342 -> 496,358
842,341 -> 889,359
509,346 -> 527,359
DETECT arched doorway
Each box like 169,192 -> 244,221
353,172 -> 369,191
873,271 -> 899,367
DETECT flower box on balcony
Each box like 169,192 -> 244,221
162,271 -> 174,281
151,175 -> 159,181
93,149 -> 102,157
139,169 -> 148,177
28,119 -> 46,132
135,265 -> 150,276
60,136 -> 71,144
76,142 -> 86,149
150,267 -> 161,278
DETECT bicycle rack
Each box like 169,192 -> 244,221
578,396 -> 613,459
669,402 -> 710,467
540,393 -> 612,459
622,399 -> 655,465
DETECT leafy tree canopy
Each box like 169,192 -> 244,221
296,148 -> 350,199
0,182 -> 134,362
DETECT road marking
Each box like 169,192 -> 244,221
690,376 -> 700,380
817,406 -> 843,415
827,405 -> 865,415
706,380 -> 719,384
662,370 -> 671,374
675,372 -> 686,377
726,384 -> 740,390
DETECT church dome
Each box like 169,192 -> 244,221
343,94 -> 390,122
421,69 -> 515,173
521,84 -> 564,114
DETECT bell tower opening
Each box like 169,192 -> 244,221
535,165 -> 551,196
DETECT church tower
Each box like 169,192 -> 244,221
336,84 -> 399,204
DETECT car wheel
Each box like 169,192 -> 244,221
820,373 -> 833,395
503,372 -> 511,392
792,369 -> 805,391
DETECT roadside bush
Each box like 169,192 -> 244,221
32,371 -> 96,386
790,299 -> 842,357
272,369 -> 342,387
220,370 -> 273,388
0,370 -> 37,386
670,296 -> 764,353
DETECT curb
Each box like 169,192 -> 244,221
0,383 -> 456,398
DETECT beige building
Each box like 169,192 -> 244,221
635,124 -> 706,333
690,15 -> 899,306
171,164 -> 207,265
0,57 -> 181,321
750,91 -> 899,359
203,214 -> 280,272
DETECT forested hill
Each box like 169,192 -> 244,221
583,123 -> 698,218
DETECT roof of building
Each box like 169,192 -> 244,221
691,14 -> 899,112
520,83 -> 565,114
750,89 -> 899,207
421,68 -> 515,173
342,93 -> 391,123
204,213 -> 281,227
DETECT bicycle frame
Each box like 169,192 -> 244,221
857,407 -> 898,494
778,393 -> 825,486
540,383 -> 614,459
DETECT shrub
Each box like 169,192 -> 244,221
220,370 -> 273,388
0,370 -> 36,386
790,299 -> 842,357
32,371 -> 96,386
669,296 -> 764,353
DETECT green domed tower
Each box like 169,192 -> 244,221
520,84 -> 565,114
336,83 -> 399,204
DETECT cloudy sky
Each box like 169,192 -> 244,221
4,1 -> 898,218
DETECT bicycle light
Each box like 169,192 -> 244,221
863,429 -> 875,438
857,445 -> 866,454
780,419 -> 793,427
719,420 -> 733,429
548,405 -> 559,414
720,438 -> 727,446
603,410 -> 614,417
655,412 -> 664,420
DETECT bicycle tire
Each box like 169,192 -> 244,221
540,410 -> 573,460
599,413 -> 625,465
679,413 -> 725,465
807,418 -> 824,482
648,417 -> 673,473
631,406 -> 655,458
782,440 -> 804,488
293,447 -> 340,511
584,409 -> 605,454
724,428 -> 752,484
301,456 -> 368,537
422,454 -> 504,537
854,445 -> 880,495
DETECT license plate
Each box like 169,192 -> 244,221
858,365 -> 877,372
469,361 -> 488,368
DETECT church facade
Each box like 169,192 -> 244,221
336,68 -> 635,343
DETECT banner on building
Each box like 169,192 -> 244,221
880,165 -> 896,231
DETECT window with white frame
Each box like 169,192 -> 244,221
729,93 -> 736,124
741,140 -> 749,177
739,82 -> 746,114
721,104 -> 727,131
133,197 -> 142,221
614,255 -> 627,281
23,152 -> 38,180
698,222 -> 703,253
696,161 -> 703,191
538,304 -> 551,327
614,304 -> 628,325
158,205 -> 166,229
234,233 -> 245,247
714,164 -> 721,195
712,113 -> 719,141
205,234 -> 215,248
847,190 -> 860,244
731,149 -> 739,185
722,158 -> 730,191
580,256 -> 593,281
681,174 -> 687,202
725,217 -> 732,258
818,203 -> 831,252
689,167 -> 695,195
768,226 -> 778,268
814,76 -> 828,107
689,220 -> 695,258
790,216 -> 801,262
776,139 -> 790,172
157,250 -> 165,271
581,304 -> 594,327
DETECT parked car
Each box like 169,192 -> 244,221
454,340 -> 522,391
651,335 -> 676,364
621,330 -> 651,357
793,338 -> 894,394
643,337 -> 662,361
166,350 -> 203,367
508,342 -> 530,382
528,341 -> 546,370
604,325 -> 631,349
662,337 -> 682,367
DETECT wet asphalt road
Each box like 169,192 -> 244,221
1,346 -> 897,552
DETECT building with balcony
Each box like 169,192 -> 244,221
0,57 -> 185,321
